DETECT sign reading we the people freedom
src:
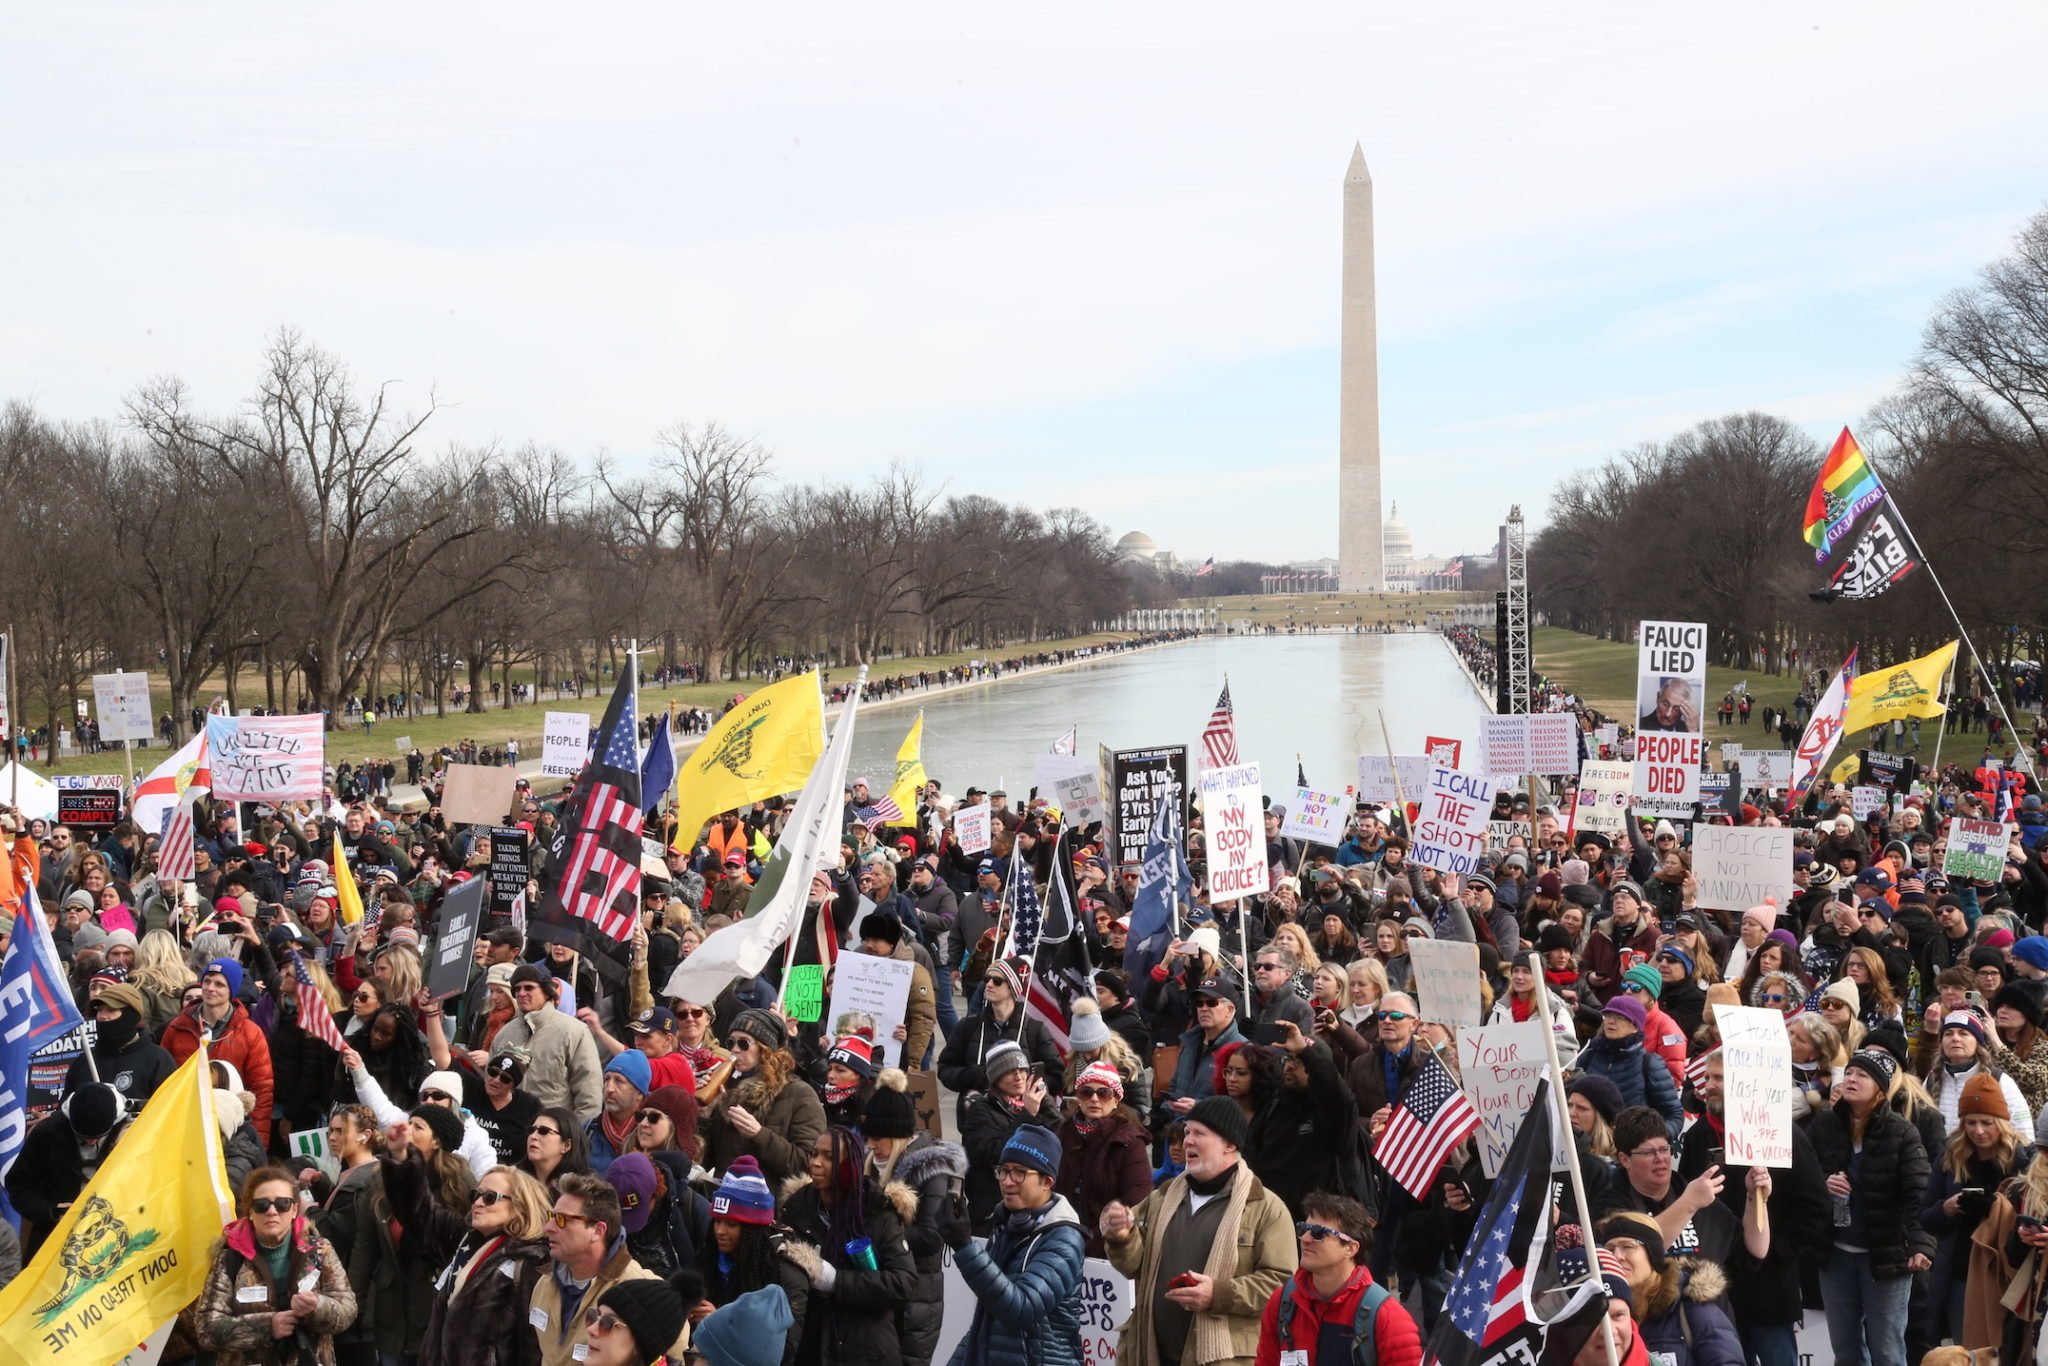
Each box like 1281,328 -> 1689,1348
1634,620 -> 1707,815
540,710 -> 590,778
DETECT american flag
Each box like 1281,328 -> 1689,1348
1017,827 -> 1094,1058
1377,1051 -> 1480,1199
1446,1167 -> 1538,1347
856,798 -> 903,830
1685,1046 -> 1716,1094
532,665 -> 644,979
288,950 -> 348,1053
158,796 -> 197,882
1193,557 -> 1215,578
1202,680 -> 1239,768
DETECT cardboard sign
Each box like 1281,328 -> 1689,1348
1410,765 -> 1494,874
1034,753 -> 1107,827
1692,825 -> 1795,911
1457,1021 -> 1572,1178
954,803 -> 992,855
1943,818 -> 2009,882
1720,742 -> 1744,768
426,877 -> 487,1000
1574,760 -> 1632,835
1111,746 -> 1189,868
540,710 -> 590,779
1198,761 -> 1268,899
826,952 -> 915,1069
1718,1005 -> 1795,1167
441,763 -> 519,826
908,1068 -> 945,1139
783,964 -> 826,1023
1851,785 -> 1886,820
487,826 -> 531,922
1634,620 -> 1707,814
1280,787 -> 1346,844
92,671 -> 155,743
1408,937 -> 1482,1028
1356,754 -> 1432,804
205,713 -> 326,801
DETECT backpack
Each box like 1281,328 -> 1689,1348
1275,1278 -> 1393,1366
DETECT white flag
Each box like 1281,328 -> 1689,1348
1050,726 -> 1076,756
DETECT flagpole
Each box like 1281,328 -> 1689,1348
1377,710 -> 1413,839
6,624 -> 15,810
1931,655 -> 1956,774
1859,454 -> 2033,774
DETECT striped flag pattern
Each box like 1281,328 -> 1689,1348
1202,680 -> 1239,768
1377,1051 -> 1480,1199
158,797 -> 197,882
857,797 -> 904,830
288,950 -> 348,1053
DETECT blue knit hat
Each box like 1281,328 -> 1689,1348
693,1285 -> 794,1366
1001,1123 -> 1062,1179
604,1049 -> 653,1096
709,1155 -> 776,1226
204,957 -> 244,996
2015,937 -> 2048,973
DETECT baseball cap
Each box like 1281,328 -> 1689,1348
631,1006 -> 678,1035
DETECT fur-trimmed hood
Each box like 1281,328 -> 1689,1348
890,1136 -> 967,1190
1637,1256 -> 1727,1320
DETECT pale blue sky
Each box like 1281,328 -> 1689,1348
4,4 -> 2044,562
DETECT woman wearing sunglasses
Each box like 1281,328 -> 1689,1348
517,1105 -> 592,1196
196,1165 -> 358,1366
1054,1060 -> 1152,1258
390,1157 -> 552,1366
701,1009 -> 827,1192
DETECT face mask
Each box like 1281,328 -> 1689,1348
95,1011 -> 140,1053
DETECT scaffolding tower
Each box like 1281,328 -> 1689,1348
1504,505 -> 1531,715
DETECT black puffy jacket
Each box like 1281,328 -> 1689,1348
1807,1099 -> 1934,1279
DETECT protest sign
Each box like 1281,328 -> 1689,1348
1410,765 -> 1493,874
1864,750 -> 1913,790
826,952 -> 916,1068
1718,1005 -> 1795,1167
954,803 -> 992,855
1633,620 -> 1707,814
1851,785 -> 1886,820
1597,722 -> 1619,750
289,1127 -> 337,1181
441,762 -> 519,826
1356,754 -> 1432,804
1111,746 -> 1188,867
1280,787 -> 1346,844
1198,761 -> 1269,898
205,713 -> 326,801
1720,742 -> 1744,768
1574,760 -> 1632,835
1528,713 -> 1577,775
55,773 -> 123,830
1073,1259 -> 1135,1366
1408,937 -> 1483,1028
540,710 -> 590,778
908,1069 -> 945,1139
1034,753 -> 1106,827
92,671 -> 155,743
1739,749 -> 1792,790
783,964 -> 826,1023
426,877 -> 486,999
487,826 -> 531,922
1480,715 -> 1532,776
1457,1021 -> 1571,1178
1480,714 -> 1576,777
1423,735 -> 1463,769
1692,825 -> 1794,911
394,734 -> 413,752
1943,818 -> 2008,881
1485,819 -> 1532,853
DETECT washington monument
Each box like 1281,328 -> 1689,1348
1338,143 -> 1384,593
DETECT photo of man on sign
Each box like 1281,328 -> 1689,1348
1638,675 -> 1700,734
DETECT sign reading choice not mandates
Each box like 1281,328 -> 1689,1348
1199,761 -> 1268,898
1691,825 -> 1794,912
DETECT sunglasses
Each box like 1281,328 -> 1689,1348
635,1109 -> 671,1125
471,1188 -> 508,1206
584,1308 -> 621,1335
677,1008 -> 707,1019
1075,1086 -> 1118,1101
547,1210 -> 596,1229
249,1197 -> 296,1215
1295,1221 -> 1352,1243
529,1124 -> 563,1138
729,1038 -> 757,1051
1376,1010 -> 1413,1022
420,1090 -> 455,1105
1759,993 -> 1789,1004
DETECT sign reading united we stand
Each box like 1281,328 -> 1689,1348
204,713 -> 326,801
1198,761 -> 1268,899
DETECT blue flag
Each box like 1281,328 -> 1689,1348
0,884 -> 87,1228
1123,789 -> 1189,979
640,710 -> 676,816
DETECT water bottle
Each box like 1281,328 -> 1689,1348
845,1237 -> 879,1271
1831,1189 -> 1852,1228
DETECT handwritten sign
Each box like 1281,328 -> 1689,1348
1073,1259 -> 1135,1366
92,671 -> 155,743
1034,753 -> 1107,827
825,952 -> 915,1068
1198,761 -> 1269,898
1944,818 -> 2009,882
1280,787 -> 1346,844
1410,765 -> 1494,874
954,803 -> 992,855
205,713 -> 326,801
540,710 -> 590,779
783,964 -> 825,1023
1718,1006 -> 1794,1167
1851,785 -> 1886,820
1574,760 -> 1632,835
1356,754 -> 1432,804
1457,1021 -> 1570,1178
1407,937 -> 1482,1029
1692,825 -> 1794,912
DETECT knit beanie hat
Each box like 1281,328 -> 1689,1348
1702,982 -> 1741,1022
1598,1210 -> 1667,1271
1960,1071 -> 2010,1120
861,1069 -> 918,1140
596,1272 -> 694,1365
1601,995 -> 1647,1033
826,1036 -> 878,1080
1621,965 -> 1664,1000
1075,1060 -> 1125,1100
1186,1094 -> 1250,1150
640,1086 -> 699,1155
409,1102 -> 465,1155
1942,1010 -> 1989,1046
213,1088 -> 247,1139
1560,859 -> 1591,887
2015,937 -> 2048,973
1846,1048 -> 1899,1092
608,1152 -> 660,1233
710,1155 -> 777,1226
1000,1124 -> 1062,1180
692,1285 -> 795,1366
983,1040 -> 1029,1086
1556,1225 -> 1633,1310
605,1049 -> 653,1096
1609,880 -> 1647,911
1821,978 -> 1860,1014
988,955 -> 1031,1000
729,1008 -> 786,1054
204,957 -> 245,996
1537,923 -> 1577,955
420,1070 -> 466,1104
1066,997 -> 1113,1053
1566,1073 -> 1625,1125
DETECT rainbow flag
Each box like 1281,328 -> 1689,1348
1803,427 -> 1885,564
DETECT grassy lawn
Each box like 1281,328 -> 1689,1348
23,629 -> 1149,778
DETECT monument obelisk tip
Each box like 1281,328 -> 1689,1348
1347,142 -> 1370,183
1338,143 -> 1384,593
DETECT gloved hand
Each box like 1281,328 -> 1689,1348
939,1193 -> 973,1251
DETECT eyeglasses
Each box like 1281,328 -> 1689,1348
547,1210 -> 596,1229
993,1165 -> 1038,1184
1604,1236 -> 1645,1255
635,1109 -> 671,1125
1296,1221 -> 1352,1243
729,1038 -> 757,1052
529,1124 -> 563,1138
584,1308 -> 621,1335
1376,1010 -> 1413,1022
1627,1144 -> 1672,1160
249,1197 -> 296,1215
677,1007 -> 707,1019
471,1188 -> 508,1206
1075,1086 -> 1118,1101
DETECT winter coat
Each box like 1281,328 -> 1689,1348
1658,977 -> 1708,1041
1343,1038 -> 1425,1129
1055,1111 -> 1155,1258
195,1216 -> 358,1366
1984,1026 -> 2048,1115
779,1178 -> 920,1366
1161,1020 -> 1247,1119
874,939 -> 939,1069
938,1007 -> 1064,1119
1485,991 -> 1580,1069
623,1149 -> 713,1278
1580,913 -> 1661,1003
1634,1259 -> 1743,1366
488,1004 -> 603,1119
307,1161 -> 380,1354
348,1060 -> 500,1180
4,1112 -> 113,1257
1244,988 -> 1317,1047
1254,1265 -> 1423,1366
945,1193 -> 1088,1366
223,1119 -> 269,1194
1926,1063 -> 2029,1138
1245,1043 -> 1358,1218
1676,1111 -> 1830,1327
886,1135 -> 969,1366
63,1033 -> 178,1109
163,1001 -> 276,1143
1922,1149 -> 2024,1311
962,1089 -> 1058,1231
382,1146 -> 552,1366
701,1066 -> 829,1191
1807,1098 -> 1934,1279
1574,1032 -> 1682,1140
524,1236 -> 676,1366
1101,1000 -> 1154,1059
265,992 -> 343,1141
347,1157 -> 474,1358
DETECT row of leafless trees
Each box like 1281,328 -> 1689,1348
0,329 -> 1137,744
1531,207 -> 2048,686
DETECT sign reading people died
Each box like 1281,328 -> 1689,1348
1634,620 -> 1707,816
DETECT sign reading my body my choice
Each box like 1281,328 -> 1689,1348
1198,761 -> 1268,898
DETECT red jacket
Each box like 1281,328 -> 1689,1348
1257,1266 -> 1422,1366
1642,1002 -> 1689,1084
163,1000 -> 276,1144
